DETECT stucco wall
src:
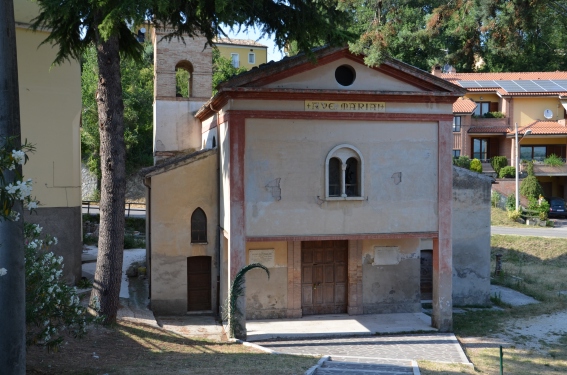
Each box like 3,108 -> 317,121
361,238 -> 421,313
245,241 -> 288,319
512,97 -> 565,126
265,58 -> 425,92
16,27 -> 82,209
244,119 -> 439,237
451,166 -> 491,306
149,151 -> 219,314
154,100 -> 204,155
216,44 -> 267,70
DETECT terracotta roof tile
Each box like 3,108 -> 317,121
441,72 -> 567,81
514,121 -> 567,135
468,126 -> 510,134
213,37 -> 267,48
453,97 -> 477,113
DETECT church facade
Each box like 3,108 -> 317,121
142,35 -> 472,337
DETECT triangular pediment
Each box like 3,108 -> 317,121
217,47 -> 463,94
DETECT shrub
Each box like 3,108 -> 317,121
483,111 -> 505,118
520,175 -> 544,200
453,155 -> 471,169
490,156 -> 508,175
544,154 -> 564,167
526,160 -> 535,176
506,193 -> 516,211
470,158 -> 483,173
507,209 -> 522,221
499,166 -> 516,178
24,223 -> 99,350
123,234 -> 145,249
491,191 -> 501,208
528,196 -> 550,220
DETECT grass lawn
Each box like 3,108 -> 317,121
26,320 -> 317,374
420,235 -> 567,375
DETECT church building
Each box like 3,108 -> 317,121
142,32 -> 471,337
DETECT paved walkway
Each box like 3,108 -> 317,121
492,225 -> 567,238
255,333 -> 470,365
246,313 -> 435,342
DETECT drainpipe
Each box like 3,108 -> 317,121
143,176 -> 152,299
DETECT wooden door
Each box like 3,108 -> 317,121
187,256 -> 211,311
301,241 -> 347,315
420,250 -> 433,301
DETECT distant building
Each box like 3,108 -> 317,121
436,68 -> 567,199
14,0 -> 82,282
214,38 -> 268,69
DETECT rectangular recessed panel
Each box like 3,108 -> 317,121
459,80 -> 482,88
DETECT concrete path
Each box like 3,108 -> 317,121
491,285 -> 540,306
255,333 -> 470,366
246,313 -> 435,342
492,225 -> 567,238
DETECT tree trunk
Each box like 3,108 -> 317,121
89,24 -> 126,325
0,0 -> 26,372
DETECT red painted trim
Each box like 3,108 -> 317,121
247,232 -> 438,242
229,116 -> 246,279
224,110 -> 452,122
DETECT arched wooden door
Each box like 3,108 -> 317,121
187,256 -> 211,311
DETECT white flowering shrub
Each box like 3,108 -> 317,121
0,137 -> 38,222
24,222 -> 99,351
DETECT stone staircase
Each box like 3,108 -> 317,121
313,357 -> 419,375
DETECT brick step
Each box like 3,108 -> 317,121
315,360 -> 415,374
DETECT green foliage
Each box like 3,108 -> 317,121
491,156 -> 508,175
453,155 -> 471,169
506,193 -> 516,211
491,191 -> 501,208
175,69 -> 190,98
520,175 -> 544,200
24,223 -> 99,350
544,154 -> 564,167
81,43 -> 154,185
123,234 -> 145,249
527,196 -> 550,220
470,158 -> 483,173
212,48 -> 248,95
336,1 -> 567,72
224,263 -> 269,338
507,209 -> 522,221
483,111 -> 505,118
0,138 -> 37,221
526,160 -> 535,176
499,166 -> 515,179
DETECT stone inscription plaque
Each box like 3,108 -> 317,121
249,249 -> 275,268
372,246 -> 400,266
305,100 -> 386,112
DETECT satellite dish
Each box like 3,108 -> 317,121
544,109 -> 553,119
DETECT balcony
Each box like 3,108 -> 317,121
470,117 -> 509,128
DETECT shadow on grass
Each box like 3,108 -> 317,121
26,320 -> 318,375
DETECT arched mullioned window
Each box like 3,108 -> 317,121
325,145 -> 364,199
191,208 -> 207,243
175,60 -> 194,98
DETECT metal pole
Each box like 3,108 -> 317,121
500,345 -> 504,375
515,122 -> 519,211
0,0 -> 26,372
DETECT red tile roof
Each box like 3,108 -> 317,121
468,126 -> 510,134
441,72 -> 567,81
214,38 -> 267,48
514,121 -> 567,135
453,97 -> 476,113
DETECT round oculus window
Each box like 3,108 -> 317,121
335,65 -> 356,86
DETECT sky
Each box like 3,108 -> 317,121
224,27 -> 285,62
